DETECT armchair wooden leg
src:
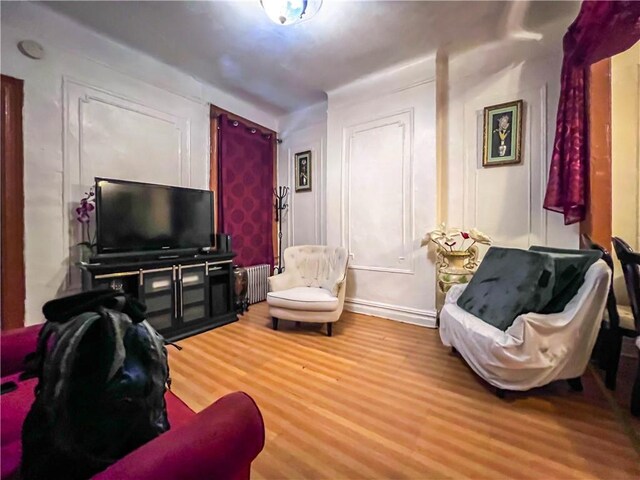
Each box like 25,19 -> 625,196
327,323 -> 332,337
496,388 -> 506,399
295,321 -> 301,328
451,346 -> 458,354
272,317 -> 279,331
631,356 -> 640,417
605,331 -> 622,390
567,377 -> 583,392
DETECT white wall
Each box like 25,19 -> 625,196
1,2 -> 277,325
277,102 -> 327,254
445,38 -> 579,253
282,25 -> 579,328
326,56 -> 438,326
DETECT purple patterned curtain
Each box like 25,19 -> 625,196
543,1 -> 640,225
218,114 -> 274,268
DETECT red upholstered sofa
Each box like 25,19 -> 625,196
1,325 -> 265,480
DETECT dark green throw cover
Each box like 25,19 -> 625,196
456,246 -> 601,331
528,246 -> 601,314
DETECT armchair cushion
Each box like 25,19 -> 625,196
267,287 -> 339,312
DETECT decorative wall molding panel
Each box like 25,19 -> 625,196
327,63 -> 437,325
343,110 -> 414,274
462,85 -> 548,250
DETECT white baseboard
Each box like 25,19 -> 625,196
344,297 -> 437,328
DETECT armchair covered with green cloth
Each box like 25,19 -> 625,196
439,248 -> 610,394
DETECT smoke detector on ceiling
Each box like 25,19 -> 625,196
17,40 -> 44,60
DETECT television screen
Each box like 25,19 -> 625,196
96,178 -> 214,253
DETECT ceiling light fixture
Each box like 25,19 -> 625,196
260,0 -> 322,26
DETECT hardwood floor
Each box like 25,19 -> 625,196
168,302 -> 640,479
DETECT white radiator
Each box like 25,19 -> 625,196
246,264 -> 270,304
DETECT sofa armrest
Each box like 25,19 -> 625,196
1,325 -> 41,377
94,391 -> 265,480
268,273 -> 296,292
444,284 -> 468,305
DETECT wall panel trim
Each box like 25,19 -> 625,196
342,109 -> 415,274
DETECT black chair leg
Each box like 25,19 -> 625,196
327,323 -> 332,337
295,321 -> 301,327
496,388 -> 506,399
272,317 -> 279,331
593,328 -> 606,367
567,377 -> 583,392
605,331 -> 623,390
451,346 -> 458,354
631,356 -> 640,417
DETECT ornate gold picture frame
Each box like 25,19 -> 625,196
482,100 -> 523,167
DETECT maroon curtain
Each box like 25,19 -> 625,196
218,114 -> 274,268
543,1 -> 640,225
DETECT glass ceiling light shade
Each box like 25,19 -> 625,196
260,0 -> 322,26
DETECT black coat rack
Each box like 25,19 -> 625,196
273,186 -> 289,274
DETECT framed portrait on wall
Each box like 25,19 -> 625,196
482,99 -> 523,167
295,150 -> 312,192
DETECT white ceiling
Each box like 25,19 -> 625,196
43,1 -> 578,116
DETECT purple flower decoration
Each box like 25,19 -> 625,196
76,189 -> 95,224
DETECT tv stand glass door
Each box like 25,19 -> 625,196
140,266 -> 176,333
81,253 -> 237,341
177,263 -> 208,326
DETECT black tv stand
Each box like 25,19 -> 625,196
79,251 -> 237,342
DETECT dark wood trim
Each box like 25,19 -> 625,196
581,59 -> 612,247
209,115 -> 219,234
210,104 -> 276,136
1,75 -> 25,331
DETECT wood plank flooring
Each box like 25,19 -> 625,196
168,302 -> 640,479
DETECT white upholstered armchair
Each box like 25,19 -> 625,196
267,246 -> 349,336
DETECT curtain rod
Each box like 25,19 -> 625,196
210,104 -> 277,137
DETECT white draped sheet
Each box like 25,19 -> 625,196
439,260 -> 611,391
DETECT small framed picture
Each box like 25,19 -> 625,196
294,151 -> 312,192
482,100 -> 523,167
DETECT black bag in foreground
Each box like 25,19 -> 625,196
21,290 -> 171,480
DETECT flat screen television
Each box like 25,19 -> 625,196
95,178 -> 215,254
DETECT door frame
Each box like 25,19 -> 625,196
1,74 -> 26,330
